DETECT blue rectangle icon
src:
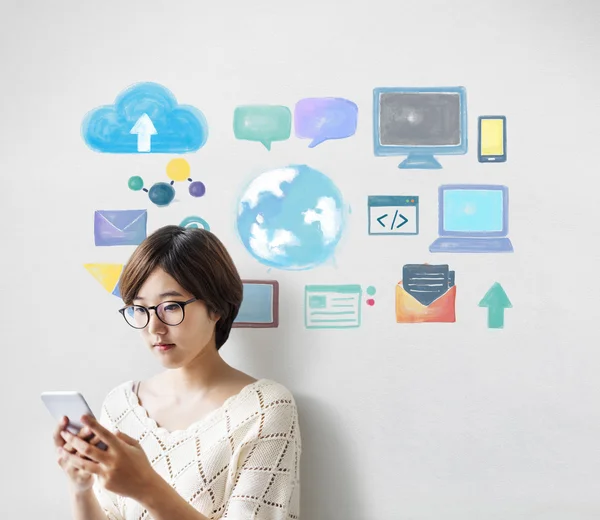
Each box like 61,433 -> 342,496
233,280 -> 279,328
443,189 -> 503,233
439,185 -> 508,237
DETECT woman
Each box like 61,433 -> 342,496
52,225 -> 301,520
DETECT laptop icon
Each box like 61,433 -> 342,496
429,184 -> 514,253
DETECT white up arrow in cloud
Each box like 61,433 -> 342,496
130,113 -> 157,152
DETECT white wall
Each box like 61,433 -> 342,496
2,0 -> 600,518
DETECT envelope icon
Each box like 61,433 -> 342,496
395,282 -> 456,323
94,210 -> 147,247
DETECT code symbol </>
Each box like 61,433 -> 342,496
376,210 -> 409,230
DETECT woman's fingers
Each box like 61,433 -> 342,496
58,446 -> 99,474
53,417 -> 79,454
60,430 -> 108,464
56,421 -> 95,455
54,417 -> 101,465
53,416 -> 69,448
88,435 -> 101,446
68,426 -> 96,454
56,443 -> 96,493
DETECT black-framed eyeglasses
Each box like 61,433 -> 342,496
118,297 -> 198,329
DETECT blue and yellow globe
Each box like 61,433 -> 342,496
236,164 -> 345,270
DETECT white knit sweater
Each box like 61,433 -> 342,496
92,379 -> 301,519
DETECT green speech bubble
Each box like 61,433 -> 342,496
233,105 -> 291,150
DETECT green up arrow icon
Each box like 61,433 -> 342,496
479,282 -> 512,329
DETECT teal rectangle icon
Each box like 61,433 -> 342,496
305,284 -> 362,329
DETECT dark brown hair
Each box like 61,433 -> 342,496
119,225 -> 243,350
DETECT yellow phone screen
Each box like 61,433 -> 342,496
480,118 -> 504,156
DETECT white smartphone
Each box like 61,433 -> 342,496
41,391 -> 108,450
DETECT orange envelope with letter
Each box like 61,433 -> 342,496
396,264 -> 456,323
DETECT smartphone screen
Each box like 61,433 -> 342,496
478,116 -> 506,162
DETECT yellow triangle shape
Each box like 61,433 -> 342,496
84,263 -> 123,293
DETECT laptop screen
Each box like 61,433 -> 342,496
442,187 -> 505,235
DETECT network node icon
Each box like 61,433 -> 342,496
128,158 -> 206,207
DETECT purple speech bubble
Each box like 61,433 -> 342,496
294,97 -> 358,148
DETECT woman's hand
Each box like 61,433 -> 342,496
53,416 -> 98,494
59,415 -> 159,502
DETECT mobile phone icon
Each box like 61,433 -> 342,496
478,116 -> 506,163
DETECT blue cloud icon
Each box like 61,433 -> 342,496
81,82 -> 208,153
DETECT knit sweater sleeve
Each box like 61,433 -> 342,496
92,395 -> 124,520
221,386 -> 301,520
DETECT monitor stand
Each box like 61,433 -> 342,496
399,153 -> 442,169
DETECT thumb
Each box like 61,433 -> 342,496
115,430 -> 139,446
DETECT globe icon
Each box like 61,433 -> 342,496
236,164 -> 345,270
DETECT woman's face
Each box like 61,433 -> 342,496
132,267 -> 218,366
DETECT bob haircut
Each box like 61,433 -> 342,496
118,225 -> 243,350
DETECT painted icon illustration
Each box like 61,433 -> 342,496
478,116 -> 507,163
179,216 -> 210,231
81,82 -> 208,153
84,263 -> 123,297
429,184 -> 514,253
368,195 -> 419,235
305,285 -> 362,329
294,97 -> 358,148
396,264 -> 456,323
128,158 -> 205,207
479,282 -> 512,328
373,86 -> 468,169
233,105 -> 291,150
236,164 -> 345,271
233,280 -> 279,328
94,209 -> 147,247
366,285 -> 376,307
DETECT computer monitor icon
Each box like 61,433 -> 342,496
429,184 -> 514,253
373,86 -> 468,169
